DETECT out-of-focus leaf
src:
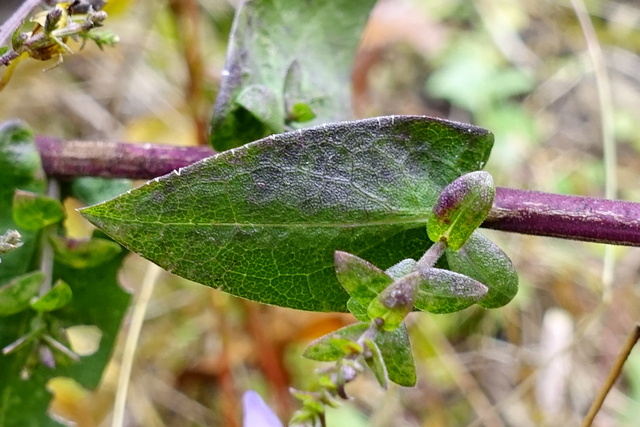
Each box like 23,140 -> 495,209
30,280 -> 72,312
210,0 -> 377,151
12,190 -> 65,231
446,231 -> 518,308
0,251 -> 131,426
303,322 -> 367,361
81,116 -> 493,312
0,121 -> 46,285
0,271 -> 44,316
70,177 -> 131,206
49,236 -> 122,269
427,171 -> 494,250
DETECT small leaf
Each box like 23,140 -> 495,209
49,235 -> 122,269
375,324 -> 416,387
288,103 -> 316,124
12,190 -> 65,231
236,85 -> 285,134
303,322 -> 367,361
363,338 -> 388,389
30,279 -> 72,312
427,171 -> 495,250
446,231 -> 518,308
368,274 -> 419,331
385,258 -> 417,280
346,298 -> 369,322
414,268 -> 488,314
0,271 -> 44,316
334,251 -> 392,307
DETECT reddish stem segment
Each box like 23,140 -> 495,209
35,135 -> 640,247
35,135 -> 214,180
484,187 -> 640,246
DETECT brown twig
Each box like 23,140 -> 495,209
581,325 -> 640,427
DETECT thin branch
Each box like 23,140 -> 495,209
581,324 -> 640,427
34,136 -> 640,247
0,0 -> 42,47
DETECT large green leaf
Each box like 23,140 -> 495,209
0,121 -> 46,284
210,0 -> 377,151
82,116 -> 493,312
0,250 -> 131,426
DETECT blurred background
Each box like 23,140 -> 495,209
2,0 -> 640,425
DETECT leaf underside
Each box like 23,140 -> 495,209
82,116 -> 493,312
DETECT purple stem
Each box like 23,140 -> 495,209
34,135 -> 640,247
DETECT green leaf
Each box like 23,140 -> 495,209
427,171 -> 495,250
236,85 -> 285,134
70,177 -> 131,206
375,324 -> 416,387
12,190 -> 65,231
49,235 -> 122,269
346,298 -> 369,322
289,103 -> 317,124
446,231 -> 518,308
385,258 -> 417,280
81,116 -> 494,312
30,280 -> 72,312
0,251 -> 130,426
0,121 -> 46,285
363,338 -> 388,389
413,268 -> 488,314
210,0 -> 377,151
368,274 -> 419,331
334,251 -> 392,307
0,271 -> 44,316
303,322 -> 367,361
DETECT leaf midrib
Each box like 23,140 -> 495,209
83,214 -> 431,229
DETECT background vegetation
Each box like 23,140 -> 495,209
2,0 -> 640,425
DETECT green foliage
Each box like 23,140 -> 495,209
12,190 -> 65,231
427,171 -> 495,250
0,121 -> 46,283
210,0 -> 377,151
0,271 -> 44,316
30,280 -> 72,312
446,231 -> 518,308
81,116 -> 494,311
0,122 -> 131,426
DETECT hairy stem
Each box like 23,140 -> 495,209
0,0 -> 42,47
34,136 -> 640,247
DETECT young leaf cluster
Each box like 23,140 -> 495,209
288,171 -> 517,425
